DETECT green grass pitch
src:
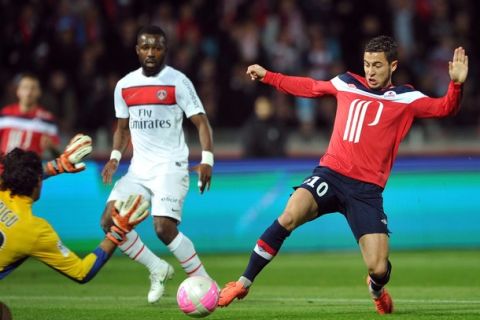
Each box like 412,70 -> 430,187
1,250 -> 479,319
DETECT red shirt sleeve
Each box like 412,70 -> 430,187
48,132 -> 60,147
410,81 -> 463,118
262,71 -> 338,97
37,107 -> 60,147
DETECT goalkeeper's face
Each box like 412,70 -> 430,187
136,34 -> 167,77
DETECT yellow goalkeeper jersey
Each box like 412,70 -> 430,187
0,189 -> 98,281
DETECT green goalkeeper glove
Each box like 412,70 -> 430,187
45,134 -> 92,176
107,194 -> 150,245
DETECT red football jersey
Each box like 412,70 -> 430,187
0,104 -> 60,156
263,71 -> 462,187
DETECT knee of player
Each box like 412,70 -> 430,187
100,203 -> 115,233
100,216 -> 113,233
367,260 -> 389,278
154,217 -> 178,244
277,211 -> 299,231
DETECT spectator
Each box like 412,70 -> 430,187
390,0 -> 415,60
0,0 -> 477,146
42,70 -> 77,137
0,73 -> 60,158
242,96 -> 288,158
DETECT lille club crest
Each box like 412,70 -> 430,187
157,89 -> 167,100
383,90 -> 396,99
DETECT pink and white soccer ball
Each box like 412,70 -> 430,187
177,276 -> 219,318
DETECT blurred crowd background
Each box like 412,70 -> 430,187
0,0 -> 478,158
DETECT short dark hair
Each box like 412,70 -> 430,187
365,36 -> 398,63
0,148 -> 42,197
16,72 -> 40,86
137,25 -> 167,43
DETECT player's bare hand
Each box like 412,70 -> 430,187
449,47 -> 468,84
189,163 -> 212,194
246,64 -> 267,81
101,159 -> 119,184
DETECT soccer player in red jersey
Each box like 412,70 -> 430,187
218,36 -> 469,314
0,74 -> 60,157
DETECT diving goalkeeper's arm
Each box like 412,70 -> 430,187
43,134 -> 93,178
52,194 -> 150,284
69,195 -> 150,283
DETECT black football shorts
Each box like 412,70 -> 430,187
296,166 -> 390,241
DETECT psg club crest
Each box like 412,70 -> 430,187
157,89 -> 167,100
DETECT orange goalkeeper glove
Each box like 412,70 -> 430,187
107,194 -> 150,245
45,134 -> 92,176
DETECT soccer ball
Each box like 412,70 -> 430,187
177,276 -> 219,318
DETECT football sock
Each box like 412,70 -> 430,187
242,219 -> 291,283
369,260 -> 392,293
239,276 -> 252,288
118,230 -> 163,274
168,232 -> 209,278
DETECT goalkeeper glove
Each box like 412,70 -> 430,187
45,134 -> 92,176
107,194 -> 150,245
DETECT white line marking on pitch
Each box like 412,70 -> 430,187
2,296 -> 480,305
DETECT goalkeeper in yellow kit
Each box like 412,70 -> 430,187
0,134 -> 149,283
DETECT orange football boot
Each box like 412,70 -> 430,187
367,276 -> 394,314
218,281 -> 249,307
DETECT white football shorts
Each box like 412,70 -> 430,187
107,162 -> 189,222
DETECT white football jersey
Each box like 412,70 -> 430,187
114,66 -> 205,176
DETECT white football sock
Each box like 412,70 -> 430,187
119,230 -> 163,274
239,276 -> 252,288
167,232 -> 209,278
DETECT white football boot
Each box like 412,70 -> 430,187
148,260 -> 175,303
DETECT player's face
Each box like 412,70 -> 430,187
16,77 -> 41,107
136,34 -> 167,76
363,52 -> 397,90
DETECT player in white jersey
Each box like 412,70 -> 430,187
100,25 -> 214,303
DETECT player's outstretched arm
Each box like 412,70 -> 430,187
189,114 -> 214,194
246,64 -> 337,98
44,195 -> 149,284
43,134 -> 92,178
246,64 -> 268,81
449,47 -> 468,84
101,118 -> 130,184
410,47 -> 467,118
